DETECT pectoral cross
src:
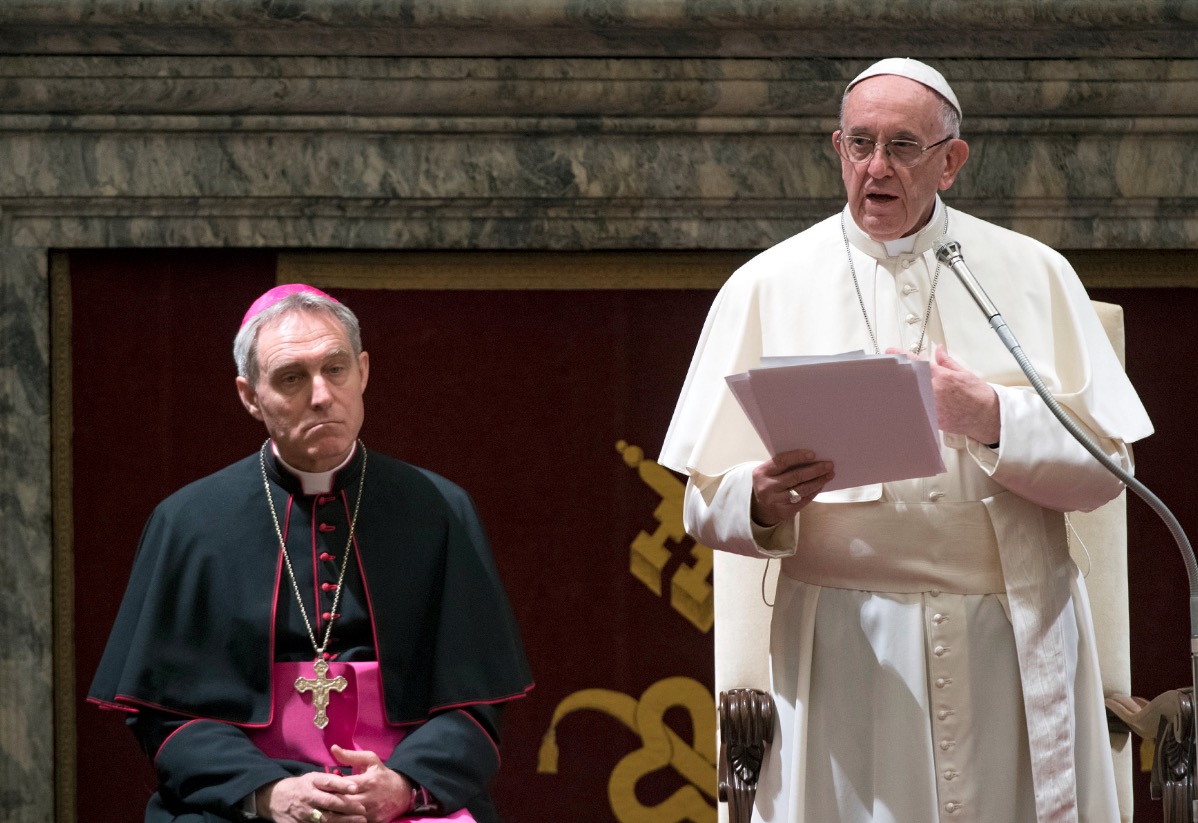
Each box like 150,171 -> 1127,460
294,658 -> 348,729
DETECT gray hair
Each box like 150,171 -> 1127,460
839,86 -> 962,140
233,291 -> 362,385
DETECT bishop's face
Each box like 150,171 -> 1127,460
236,309 -> 369,473
835,75 -> 969,242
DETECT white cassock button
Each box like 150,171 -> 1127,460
945,801 -> 961,813
935,678 -> 946,688
940,740 -> 955,751
929,490 -> 945,501
933,613 -> 946,624
937,709 -> 953,720
934,645 -> 947,656
905,313 -> 920,325
944,770 -> 958,780
902,283 -> 916,294
902,259 -> 913,269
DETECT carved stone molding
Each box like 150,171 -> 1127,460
2,57 -> 1196,118
2,48 -> 1195,252
1,0 -> 1195,58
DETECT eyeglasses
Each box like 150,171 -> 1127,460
835,133 -> 953,168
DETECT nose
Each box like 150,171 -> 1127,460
310,375 -> 332,407
866,144 -> 895,177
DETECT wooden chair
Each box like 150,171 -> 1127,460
714,301 -> 1135,823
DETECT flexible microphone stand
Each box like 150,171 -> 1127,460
936,239 -> 1198,822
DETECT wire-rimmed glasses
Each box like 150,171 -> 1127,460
835,133 -> 953,168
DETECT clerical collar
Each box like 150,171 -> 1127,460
882,234 -> 916,257
843,196 -> 946,260
272,442 -> 357,496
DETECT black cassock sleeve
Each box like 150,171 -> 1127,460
130,703 -> 505,822
387,704 -> 505,820
131,711 -> 293,819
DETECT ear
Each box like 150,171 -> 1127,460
236,375 -> 264,421
937,138 -> 970,191
357,350 -> 369,394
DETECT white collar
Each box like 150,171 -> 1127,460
273,442 -> 356,496
882,234 -> 917,257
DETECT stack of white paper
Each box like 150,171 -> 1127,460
725,352 -> 945,491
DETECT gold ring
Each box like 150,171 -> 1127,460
787,488 -> 802,504
310,810 -> 324,823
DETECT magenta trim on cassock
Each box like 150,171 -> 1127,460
246,661 -> 476,822
246,661 -> 404,767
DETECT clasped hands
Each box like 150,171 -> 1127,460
259,745 -> 413,823
750,346 -> 999,527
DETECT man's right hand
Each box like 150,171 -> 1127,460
258,773 -> 368,823
750,449 -> 835,527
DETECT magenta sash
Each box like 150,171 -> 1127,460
245,661 -> 475,822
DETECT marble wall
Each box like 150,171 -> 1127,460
2,2 -> 1197,820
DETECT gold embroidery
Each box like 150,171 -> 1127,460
618,441 -> 713,632
538,678 -> 717,822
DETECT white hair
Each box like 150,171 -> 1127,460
233,292 -> 362,385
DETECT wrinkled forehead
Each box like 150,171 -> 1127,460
842,75 -> 948,135
257,309 -> 354,363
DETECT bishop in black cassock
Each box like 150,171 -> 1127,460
89,284 -> 533,823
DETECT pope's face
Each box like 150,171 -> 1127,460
236,309 -> 369,473
835,75 -> 969,242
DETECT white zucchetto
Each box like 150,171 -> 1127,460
846,57 -> 962,119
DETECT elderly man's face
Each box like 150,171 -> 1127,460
835,75 -> 969,242
236,309 -> 369,473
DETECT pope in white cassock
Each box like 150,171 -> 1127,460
659,58 -> 1155,823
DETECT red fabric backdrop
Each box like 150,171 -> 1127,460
70,250 -> 1198,823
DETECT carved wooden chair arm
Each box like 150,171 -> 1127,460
718,688 -> 775,823
1107,688 -> 1195,822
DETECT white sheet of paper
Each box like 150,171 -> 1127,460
725,353 -> 945,491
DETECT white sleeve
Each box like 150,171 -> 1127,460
683,463 -> 798,558
967,384 -> 1132,513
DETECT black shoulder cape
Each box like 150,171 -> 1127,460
88,447 -> 533,725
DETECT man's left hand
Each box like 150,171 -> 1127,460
926,346 -> 1000,445
887,346 -> 1000,445
329,745 -> 413,823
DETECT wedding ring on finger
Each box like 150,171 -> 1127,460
787,487 -> 802,504
310,810 -> 324,823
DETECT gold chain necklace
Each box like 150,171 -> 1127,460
257,439 -> 367,728
841,210 -> 949,356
